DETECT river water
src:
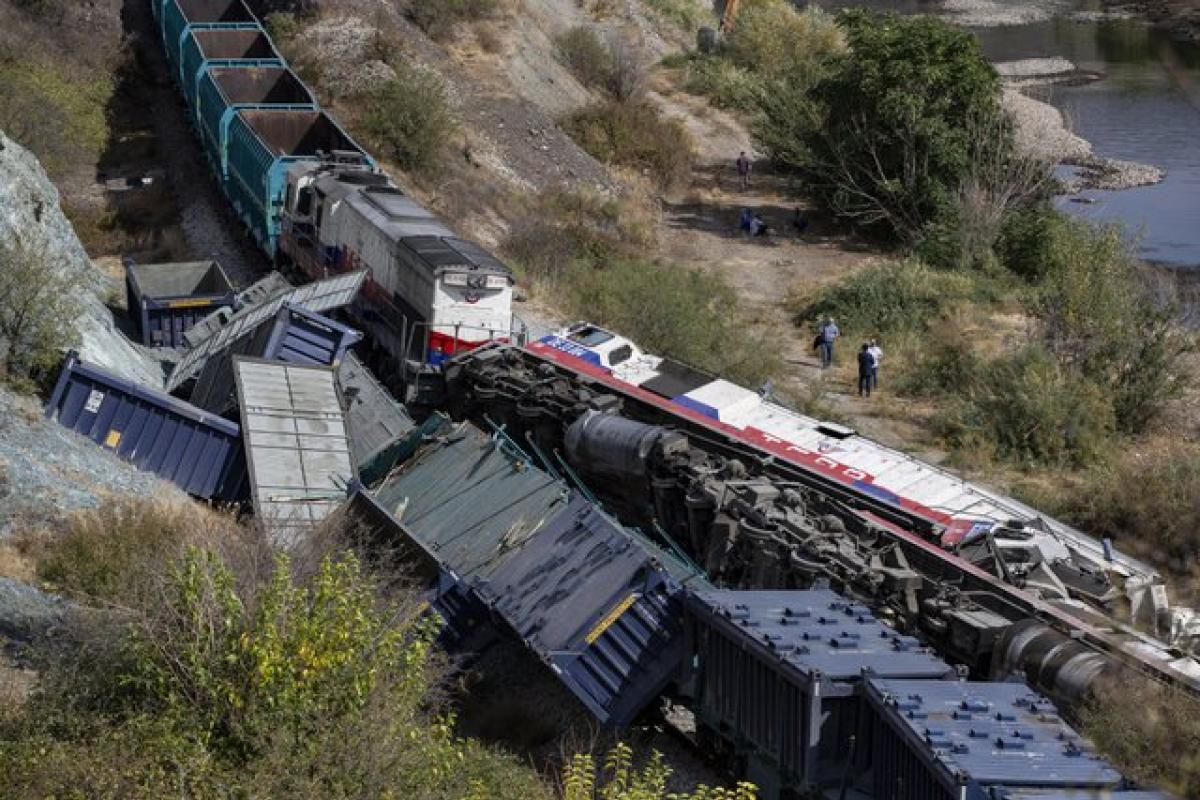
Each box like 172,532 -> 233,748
808,0 -> 1200,269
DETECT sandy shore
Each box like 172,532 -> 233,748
999,65 -> 1167,192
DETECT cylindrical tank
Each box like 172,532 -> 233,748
993,620 -> 1118,708
565,411 -> 681,478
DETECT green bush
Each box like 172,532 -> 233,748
684,58 -> 761,112
895,326 -> 981,398
0,236 -> 82,389
790,260 -> 997,339
562,257 -> 779,385
772,10 -> 1006,243
938,346 -> 1114,467
359,62 -> 457,174
561,100 -> 694,190
725,2 -> 844,85
0,56 -> 113,175
557,26 -> 613,91
641,0 -> 706,31
407,0 -> 498,41
995,201 -> 1061,281
1037,218 -> 1192,434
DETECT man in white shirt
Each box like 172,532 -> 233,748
867,339 -> 883,390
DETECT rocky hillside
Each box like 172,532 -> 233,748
0,130 -> 164,385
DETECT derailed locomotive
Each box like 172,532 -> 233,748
144,2 -> 1193,794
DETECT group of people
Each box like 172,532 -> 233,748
814,317 -> 883,398
735,152 -> 809,239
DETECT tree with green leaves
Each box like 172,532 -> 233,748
760,10 -> 1008,244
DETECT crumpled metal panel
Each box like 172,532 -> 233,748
475,495 -> 690,726
167,270 -> 366,391
233,357 -> 354,545
360,425 -> 702,726
368,423 -> 567,575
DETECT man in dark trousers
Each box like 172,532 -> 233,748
857,343 -> 873,397
736,151 -> 752,189
818,316 -> 839,368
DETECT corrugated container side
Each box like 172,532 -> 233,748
683,591 -> 955,798
224,110 -> 279,247
863,679 -> 1130,800
45,352 -> 246,500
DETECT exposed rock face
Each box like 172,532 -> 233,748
0,130 -> 164,386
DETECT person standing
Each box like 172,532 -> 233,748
818,316 -> 839,368
736,151 -> 752,190
857,343 -> 873,397
867,339 -> 883,390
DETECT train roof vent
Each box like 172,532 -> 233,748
362,186 -> 428,220
816,422 -> 855,439
401,236 -> 512,275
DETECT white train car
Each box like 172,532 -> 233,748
279,166 -> 514,363
528,322 -> 1200,672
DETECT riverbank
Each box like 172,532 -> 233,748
1109,0 -> 1200,42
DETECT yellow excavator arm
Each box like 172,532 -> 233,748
721,0 -> 741,33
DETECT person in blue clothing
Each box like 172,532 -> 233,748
817,316 -> 839,368
857,343 -> 873,397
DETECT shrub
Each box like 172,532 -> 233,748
895,324 -> 981,398
776,10 -> 1006,242
684,58 -> 760,112
34,499 -> 233,604
407,0 -> 498,41
562,743 -> 757,800
0,236 -> 83,389
938,346 -> 1114,467
561,100 -> 693,190
359,61 -> 457,174
789,260 -> 996,339
262,11 -> 301,43
0,57 -> 113,175
995,201 -> 1061,281
557,26 -> 613,91
1024,442 -> 1200,581
641,0 -> 706,31
561,257 -> 779,385
1081,677 -> 1200,797
1037,218 -> 1193,434
725,2 -> 844,86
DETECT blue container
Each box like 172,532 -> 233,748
353,424 -> 700,727
178,27 -> 284,113
188,302 -> 363,415
159,0 -> 259,84
45,352 -> 246,500
224,109 -> 373,253
196,66 -> 315,170
125,260 -> 235,348
864,678 -> 1134,800
683,590 -> 956,799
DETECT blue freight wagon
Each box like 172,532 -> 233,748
682,590 -> 956,799
125,260 -> 235,348
223,109 -> 373,253
159,0 -> 260,86
352,424 -> 704,727
863,678 -> 1141,800
196,66 -> 315,172
45,352 -> 246,501
179,27 -> 285,114
188,302 -> 363,415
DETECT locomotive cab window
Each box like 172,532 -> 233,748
607,345 -> 633,367
567,325 -> 613,347
296,187 -> 313,216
